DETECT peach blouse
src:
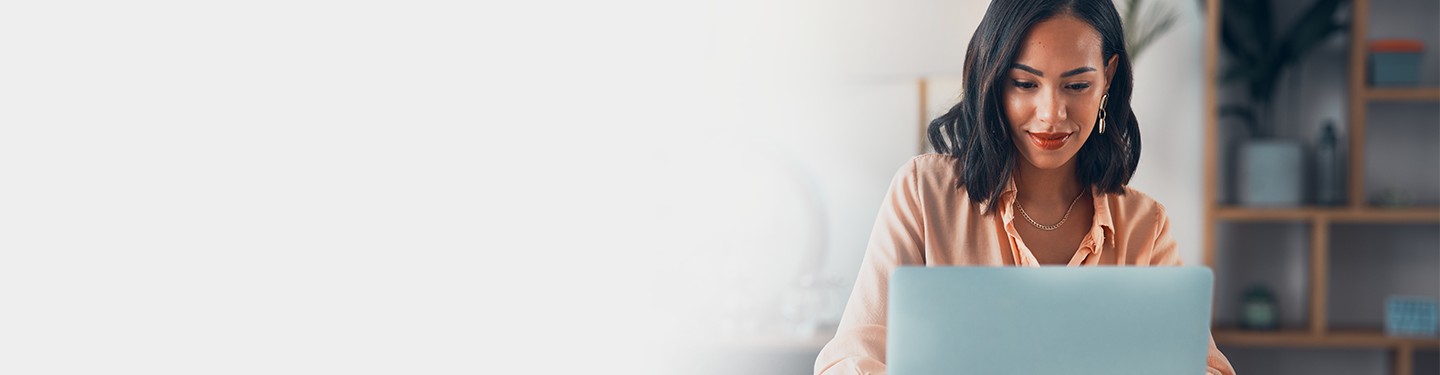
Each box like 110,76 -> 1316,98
813,154 -> 1235,375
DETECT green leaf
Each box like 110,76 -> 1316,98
1279,0 -> 1347,63
1129,0 -> 1179,61
1222,0 -> 1273,54
1220,15 -> 1259,64
1219,0 -> 1273,64
1127,0 -> 1143,37
1219,63 -> 1257,84
1219,104 -> 1259,137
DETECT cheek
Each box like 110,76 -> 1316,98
1072,103 -> 1095,126
1073,93 -> 1103,128
1003,93 -> 1030,129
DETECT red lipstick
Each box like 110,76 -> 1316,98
1028,132 -> 1071,150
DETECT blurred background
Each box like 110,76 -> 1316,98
0,0 -> 1434,374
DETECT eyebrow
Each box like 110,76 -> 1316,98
1011,64 -> 1097,78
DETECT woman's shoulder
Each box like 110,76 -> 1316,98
899,153 -> 960,177
886,154 -> 972,206
893,153 -> 961,187
1102,185 -> 1170,223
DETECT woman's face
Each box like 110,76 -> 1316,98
1003,14 -> 1118,170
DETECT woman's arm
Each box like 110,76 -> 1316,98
813,157 -> 927,375
1148,206 -> 1238,375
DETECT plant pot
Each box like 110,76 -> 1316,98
1238,140 -> 1305,207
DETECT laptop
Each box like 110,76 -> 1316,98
887,266 -> 1214,375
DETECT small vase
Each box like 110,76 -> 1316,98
1240,285 -> 1279,330
1314,122 -> 1342,205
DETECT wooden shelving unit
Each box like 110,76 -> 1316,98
1202,0 -> 1440,373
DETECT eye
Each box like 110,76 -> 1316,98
1065,82 -> 1092,91
1011,80 -> 1037,89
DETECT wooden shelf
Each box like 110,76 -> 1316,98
1214,328 -> 1440,349
1367,87 -> 1440,101
1212,207 -> 1440,222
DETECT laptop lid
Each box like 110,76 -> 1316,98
887,266 -> 1214,375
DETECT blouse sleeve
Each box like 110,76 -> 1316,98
1148,205 -> 1238,375
813,157 -> 927,375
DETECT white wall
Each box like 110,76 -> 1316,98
1127,0 -> 1208,268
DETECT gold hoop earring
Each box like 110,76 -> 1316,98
1097,93 -> 1109,134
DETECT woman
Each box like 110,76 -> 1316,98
813,0 -> 1236,374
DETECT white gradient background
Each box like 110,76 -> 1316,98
0,0 -> 1209,373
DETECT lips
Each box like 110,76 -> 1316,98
1028,132 -> 1072,151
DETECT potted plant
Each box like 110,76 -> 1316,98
1119,0 -> 1180,63
1217,0 -> 1348,206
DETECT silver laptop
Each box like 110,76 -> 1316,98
887,266 -> 1214,375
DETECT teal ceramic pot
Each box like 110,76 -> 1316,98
1238,140 -> 1304,207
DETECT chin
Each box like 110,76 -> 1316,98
1019,149 -> 1079,170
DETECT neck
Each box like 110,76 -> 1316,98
1014,158 -> 1084,206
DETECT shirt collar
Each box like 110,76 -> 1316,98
996,177 -> 1019,225
1088,185 -> 1115,253
995,176 -> 1116,253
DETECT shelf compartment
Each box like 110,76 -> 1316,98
1212,207 -> 1440,222
1367,87 -> 1440,101
1214,328 -> 1440,349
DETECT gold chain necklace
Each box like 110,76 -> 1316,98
1015,190 -> 1086,231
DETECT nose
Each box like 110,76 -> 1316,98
1035,89 -> 1067,125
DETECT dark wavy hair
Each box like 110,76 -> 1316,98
927,0 -> 1139,214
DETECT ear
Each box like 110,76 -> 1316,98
1103,54 -> 1119,90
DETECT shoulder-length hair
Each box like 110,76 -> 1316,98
927,0 -> 1140,214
